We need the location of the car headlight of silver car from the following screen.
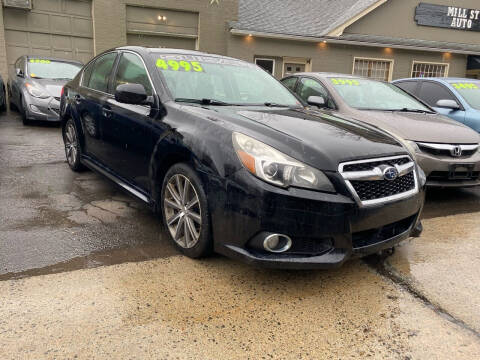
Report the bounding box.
[25,83,50,99]
[232,132,335,192]
[405,140,420,154]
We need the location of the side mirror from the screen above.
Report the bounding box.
[307,95,326,107]
[15,68,24,78]
[436,99,460,110]
[114,83,148,105]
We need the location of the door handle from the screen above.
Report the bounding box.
[102,106,112,118]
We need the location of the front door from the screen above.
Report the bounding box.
[103,52,156,192]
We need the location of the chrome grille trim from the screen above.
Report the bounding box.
[339,155,419,207]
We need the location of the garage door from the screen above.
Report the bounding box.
[126,6,198,50]
[3,0,93,67]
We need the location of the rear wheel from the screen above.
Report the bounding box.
[161,163,212,258]
[63,119,85,172]
[0,87,6,112]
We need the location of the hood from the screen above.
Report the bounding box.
[32,78,70,98]
[184,105,407,171]
[341,109,480,144]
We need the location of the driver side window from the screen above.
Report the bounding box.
[296,78,334,108]
[114,53,152,96]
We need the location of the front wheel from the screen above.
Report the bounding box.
[62,119,85,172]
[161,163,212,258]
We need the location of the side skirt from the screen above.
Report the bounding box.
[81,156,151,204]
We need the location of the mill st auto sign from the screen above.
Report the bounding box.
[415,3,480,31]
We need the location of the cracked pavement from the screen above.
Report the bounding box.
[0,112,479,359]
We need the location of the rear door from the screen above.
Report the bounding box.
[74,52,118,162]
[418,81,466,123]
[102,51,156,191]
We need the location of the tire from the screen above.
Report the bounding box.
[0,87,6,112]
[161,163,212,258]
[62,119,86,172]
[20,96,29,125]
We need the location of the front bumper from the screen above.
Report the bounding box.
[205,169,425,269]
[416,152,480,187]
[23,94,60,122]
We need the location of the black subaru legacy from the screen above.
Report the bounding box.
[60,47,425,269]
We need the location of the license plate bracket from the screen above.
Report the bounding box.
[448,163,475,180]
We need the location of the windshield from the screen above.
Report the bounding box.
[27,59,82,80]
[151,53,300,106]
[329,77,431,112]
[449,81,480,110]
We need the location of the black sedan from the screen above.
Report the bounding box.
[60,47,425,269]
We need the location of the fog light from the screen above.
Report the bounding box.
[30,104,41,113]
[263,234,292,253]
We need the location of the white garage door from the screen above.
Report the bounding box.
[126,6,198,50]
[3,0,93,67]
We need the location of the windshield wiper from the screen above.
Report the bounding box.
[175,98,233,106]
[387,108,435,114]
[52,77,73,81]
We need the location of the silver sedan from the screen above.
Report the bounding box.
[8,56,83,125]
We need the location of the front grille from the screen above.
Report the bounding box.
[343,157,410,172]
[418,146,476,158]
[339,155,418,206]
[286,237,333,256]
[350,172,415,201]
[352,215,416,249]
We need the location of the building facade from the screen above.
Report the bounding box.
[1,0,479,82]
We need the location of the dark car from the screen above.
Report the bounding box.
[60,47,425,269]
[8,55,83,125]
[394,77,480,133]
[281,73,480,188]
[0,74,6,112]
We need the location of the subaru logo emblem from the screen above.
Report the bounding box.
[383,166,399,181]
[451,146,462,157]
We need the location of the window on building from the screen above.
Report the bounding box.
[418,81,457,107]
[114,52,152,96]
[353,58,393,81]
[255,58,275,75]
[411,62,449,78]
[283,62,306,76]
[88,52,117,93]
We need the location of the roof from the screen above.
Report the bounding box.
[394,77,480,83]
[24,55,83,64]
[232,0,384,37]
[231,0,480,55]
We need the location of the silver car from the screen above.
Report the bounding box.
[8,56,83,125]
[281,73,480,188]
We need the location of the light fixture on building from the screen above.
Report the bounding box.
[248,34,253,37]
[158,15,167,21]
[323,40,327,43]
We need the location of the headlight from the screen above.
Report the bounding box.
[232,132,335,192]
[25,83,50,99]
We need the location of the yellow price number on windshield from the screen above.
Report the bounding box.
[331,78,360,86]
[452,83,479,90]
[156,59,204,72]
[29,59,51,64]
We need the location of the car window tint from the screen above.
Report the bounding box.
[281,77,297,91]
[114,53,152,96]
[418,82,456,107]
[395,81,418,96]
[297,78,334,107]
[88,52,117,93]
[82,61,95,87]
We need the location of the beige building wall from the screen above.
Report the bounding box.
[345,0,480,45]
[92,0,238,56]
[227,35,467,80]
[0,5,8,84]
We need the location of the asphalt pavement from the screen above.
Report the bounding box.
[1,111,479,359]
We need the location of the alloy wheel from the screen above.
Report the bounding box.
[163,174,202,249]
[64,122,78,166]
